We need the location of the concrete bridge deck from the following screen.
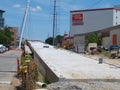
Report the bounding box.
[28,41,120,82]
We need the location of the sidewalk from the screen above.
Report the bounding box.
[0,50,21,90]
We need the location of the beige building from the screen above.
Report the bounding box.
[101,25,120,48]
[9,27,18,46]
[70,7,120,52]
[73,25,120,52]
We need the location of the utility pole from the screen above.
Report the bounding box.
[52,0,56,46]
[18,0,30,49]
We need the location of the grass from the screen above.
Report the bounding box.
[99,50,110,58]
[35,71,47,89]
[20,54,48,89]
[21,54,32,66]
[37,71,46,82]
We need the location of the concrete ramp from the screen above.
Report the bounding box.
[28,41,120,82]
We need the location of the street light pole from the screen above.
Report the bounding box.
[18,0,30,49]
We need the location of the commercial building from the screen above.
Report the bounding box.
[0,9,5,28]
[70,6,120,52]
[100,25,120,48]
[70,7,120,36]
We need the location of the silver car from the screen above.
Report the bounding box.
[0,47,4,53]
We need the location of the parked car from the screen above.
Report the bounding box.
[0,47,4,53]
[87,43,98,54]
[3,46,8,51]
[0,45,8,53]
[109,45,120,59]
[109,45,120,50]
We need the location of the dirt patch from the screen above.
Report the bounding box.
[9,75,22,90]
[47,80,120,90]
[82,54,120,66]
[47,54,120,90]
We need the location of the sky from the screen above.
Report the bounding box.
[0,0,120,41]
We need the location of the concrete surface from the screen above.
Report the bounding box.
[29,41,120,81]
[0,50,21,90]
[25,44,32,54]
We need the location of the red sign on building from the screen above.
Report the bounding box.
[72,14,83,25]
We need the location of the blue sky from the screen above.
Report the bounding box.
[0,0,120,41]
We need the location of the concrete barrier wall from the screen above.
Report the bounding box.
[27,41,59,83]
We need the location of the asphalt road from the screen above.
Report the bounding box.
[0,50,21,90]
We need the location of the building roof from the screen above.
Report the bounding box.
[0,9,5,13]
[71,7,120,13]
[97,25,120,32]
[74,25,120,36]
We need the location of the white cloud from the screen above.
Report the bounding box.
[13,4,21,8]
[30,6,42,12]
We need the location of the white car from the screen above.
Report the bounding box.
[0,45,8,53]
[2,46,8,51]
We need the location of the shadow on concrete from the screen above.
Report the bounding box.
[15,86,22,90]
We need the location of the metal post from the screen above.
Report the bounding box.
[18,0,30,49]
[99,58,103,64]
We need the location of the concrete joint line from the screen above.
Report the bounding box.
[0,81,11,84]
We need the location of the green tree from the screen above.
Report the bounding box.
[86,33,102,46]
[0,30,5,44]
[55,35,63,46]
[45,35,63,46]
[45,37,53,45]
[0,27,13,45]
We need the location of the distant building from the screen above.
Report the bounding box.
[70,7,120,36]
[70,6,120,52]
[9,27,18,46]
[0,9,5,28]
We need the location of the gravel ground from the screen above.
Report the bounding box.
[47,54,120,90]
[47,80,120,90]
[9,77,21,90]
[82,54,120,66]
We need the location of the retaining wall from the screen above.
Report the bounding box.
[27,41,59,83]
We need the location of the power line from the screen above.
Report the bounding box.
[89,0,104,8]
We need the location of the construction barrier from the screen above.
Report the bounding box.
[17,57,20,76]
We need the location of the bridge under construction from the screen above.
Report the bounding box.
[27,40,120,83]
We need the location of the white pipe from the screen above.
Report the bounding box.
[36,82,47,88]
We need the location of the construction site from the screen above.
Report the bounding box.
[1,0,120,90]
[20,40,120,90]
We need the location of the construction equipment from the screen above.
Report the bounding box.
[87,43,98,54]
[63,40,70,49]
